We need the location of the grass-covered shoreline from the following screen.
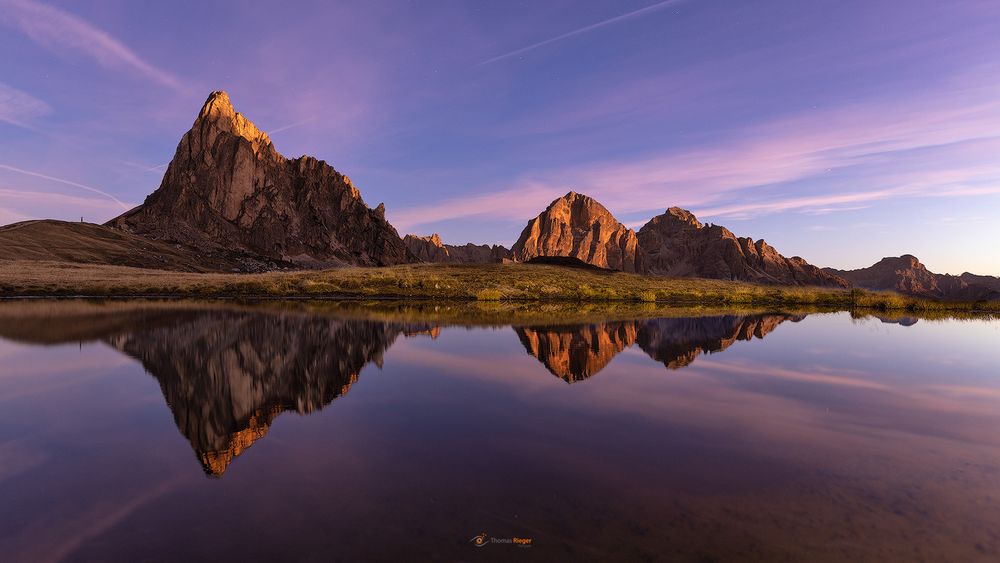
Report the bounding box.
[2,260,998,313]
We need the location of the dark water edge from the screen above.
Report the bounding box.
[1,299,998,562]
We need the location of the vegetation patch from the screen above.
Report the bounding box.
[1,260,997,313]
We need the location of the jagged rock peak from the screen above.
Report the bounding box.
[403,233,511,264]
[413,233,443,246]
[638,207,847,287]
[196,90,273,154]
[663,206,703,228]
[105,90,412,269]
[511,191,643,272]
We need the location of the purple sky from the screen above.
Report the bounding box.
[1,0,999,274]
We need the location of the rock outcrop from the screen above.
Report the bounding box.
[511,192,643,272]
[403,233,510,264]
[637,207,848,287]
[107,91,412,270]
[825,255,1000,300]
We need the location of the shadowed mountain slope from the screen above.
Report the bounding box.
[403,233,511,264]
[638,207,848,287]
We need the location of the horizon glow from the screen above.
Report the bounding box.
[1,0,999,275]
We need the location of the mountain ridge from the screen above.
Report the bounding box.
[825,255,1000,300]
[403,233,511,264]
[0,90,993,295]
[106,90,413,270]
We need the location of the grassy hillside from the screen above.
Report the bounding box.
[0,220,240,272]
[2,260,997,312]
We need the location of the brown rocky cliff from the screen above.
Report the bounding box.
[638,207,848,287]
[511,191,643,272]
[107,91,412,270]
[404,233,511,264]
[404,234,450,263]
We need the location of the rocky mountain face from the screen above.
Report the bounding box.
[638,207,848,287]
[403,233,511,264]
[511,192,643,272]
[825,255,1000,300]
[959,272,1000,292]
[107,91,412,270]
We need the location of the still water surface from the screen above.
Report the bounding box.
[0,300,998,562]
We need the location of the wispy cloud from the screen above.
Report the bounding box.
[0,164,130,209]
[267,117,315,136]
[0,205,32,225]
[120,161,168,175]
[0,187,134,226]
[392,76,1000,230]
[0,0,183,91]
[388,181,561,233]
[478,0,689,65]
[0,81,51,129]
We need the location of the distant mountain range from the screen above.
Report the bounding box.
[825,256,1000,300]
[1,90,996,300]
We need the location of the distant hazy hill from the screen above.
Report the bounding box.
[825,255,1000,300]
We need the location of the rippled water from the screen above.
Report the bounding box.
[1,300,998,562]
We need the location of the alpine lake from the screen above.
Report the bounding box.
[1,299,998,562]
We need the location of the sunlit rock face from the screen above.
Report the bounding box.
[826,255,1000,300]
[636,314,803,369]
[511,192,643,272]
[107,91,412,270]
[638,207,848,287]
[403,233,511,264]
[515,322,639,382]
[106,310,418,476]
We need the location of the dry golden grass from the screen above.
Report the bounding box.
[1,260,997,313]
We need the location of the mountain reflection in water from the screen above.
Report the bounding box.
[517,314,804,382]
[5,301,1000,562]
[0,303,799,476]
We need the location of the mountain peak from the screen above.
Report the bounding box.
[198,90,235,119]
[664,206,703,228]
[106,90,411,269]
[512,192,642,272]
[638,207,847,287]
[876,254,925,270]
[195,90,272,153]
